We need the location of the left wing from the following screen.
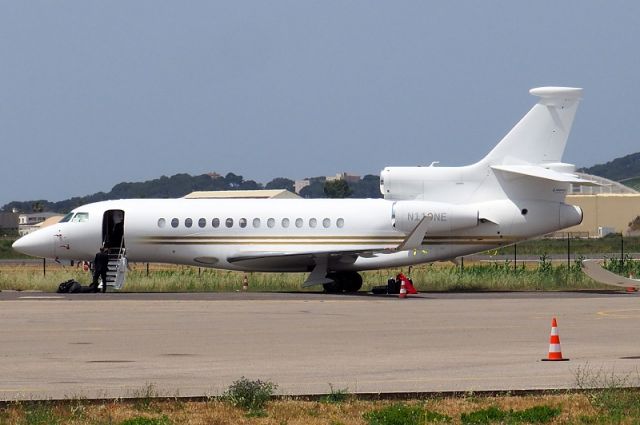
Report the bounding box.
[228,216,432,286]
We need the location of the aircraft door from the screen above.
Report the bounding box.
[103,210,125,249]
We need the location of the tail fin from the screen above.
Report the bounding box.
[481,87,583,166]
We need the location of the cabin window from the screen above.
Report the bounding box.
[239,218,247,228]
[225,218,233,228]
[309,218,317,228]
[212,218,220,228]
[171,218,179,228]
[71,212,89,223]
[322,218,331,228]
[185,218,193,228]
[60,213,74,223]
[281,218,290,228]
[198,218,206,228]
[337,218,345,228]
[157,218,166,228]
[253,218,261,228]
[295,218,303,228]
[267,218,275,228]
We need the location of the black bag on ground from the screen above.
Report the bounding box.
[371,285,388,294]
[387,277,400,294]
[57,279,81,293]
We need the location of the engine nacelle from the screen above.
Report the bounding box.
[392,201,479,234]
[380,166,472,201]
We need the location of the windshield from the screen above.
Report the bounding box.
[59,213,74,223]
[71,212,89,222]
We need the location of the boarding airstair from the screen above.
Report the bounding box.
[104,243,127,290]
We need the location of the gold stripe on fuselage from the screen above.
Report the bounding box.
[136,235,517,246]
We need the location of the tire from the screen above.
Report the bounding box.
[342,272,363,293]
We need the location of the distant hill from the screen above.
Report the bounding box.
[2,172,382,214]
[579,152,640,182]
[622,176,640,192]
[6,150,640,214]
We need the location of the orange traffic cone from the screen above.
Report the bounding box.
[399,280,407,299]
[542,317,569,361]
[242,275,249,291]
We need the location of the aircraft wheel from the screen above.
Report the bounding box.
[323,278,342,293]
[323,272,362,293]
[342,272,363,293]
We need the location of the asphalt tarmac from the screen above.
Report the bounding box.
[1,290,639,400]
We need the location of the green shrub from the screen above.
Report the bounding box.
[223,377,277,413]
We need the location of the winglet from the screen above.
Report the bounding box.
[396,216,430,251]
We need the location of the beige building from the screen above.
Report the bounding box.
[565,194,640,237]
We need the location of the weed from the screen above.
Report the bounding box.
[222,376,277,415]
[128,383,160,411]
[320,383,351,404]
[364,403,451,425]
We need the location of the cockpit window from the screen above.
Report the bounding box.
[71,212,89,222]
[59,213,75,223]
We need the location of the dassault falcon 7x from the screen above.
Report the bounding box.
[13,87,593,292]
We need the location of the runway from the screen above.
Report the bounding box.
[1,290,640,400]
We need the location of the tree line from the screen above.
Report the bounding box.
[3,173,382,214]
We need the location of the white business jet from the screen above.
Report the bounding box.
[13,87,592,292]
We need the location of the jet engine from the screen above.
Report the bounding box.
[392,201,479,234]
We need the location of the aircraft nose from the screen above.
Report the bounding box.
[12,231,53,258]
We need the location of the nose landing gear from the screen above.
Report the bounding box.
[322,271,363,293]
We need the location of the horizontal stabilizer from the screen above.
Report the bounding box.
[491,165,600,186]
[582,260,640,288]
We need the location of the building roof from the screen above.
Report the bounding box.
[36,215,64,228]
[183,189,300,199]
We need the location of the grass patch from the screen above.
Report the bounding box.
[460,405,560,424]
[364,403,451,424]
[22,402,61,425]
[0,259,614,293]
[119,415,172,425]
[0,393,625,424]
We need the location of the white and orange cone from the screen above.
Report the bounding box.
[399,280,407,299]
[542,317,569,361]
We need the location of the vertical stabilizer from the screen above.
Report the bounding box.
[481,87,582,166]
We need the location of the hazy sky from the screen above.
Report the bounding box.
[1,2,639,206]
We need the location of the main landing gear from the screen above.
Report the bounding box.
[322,271,363,293]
